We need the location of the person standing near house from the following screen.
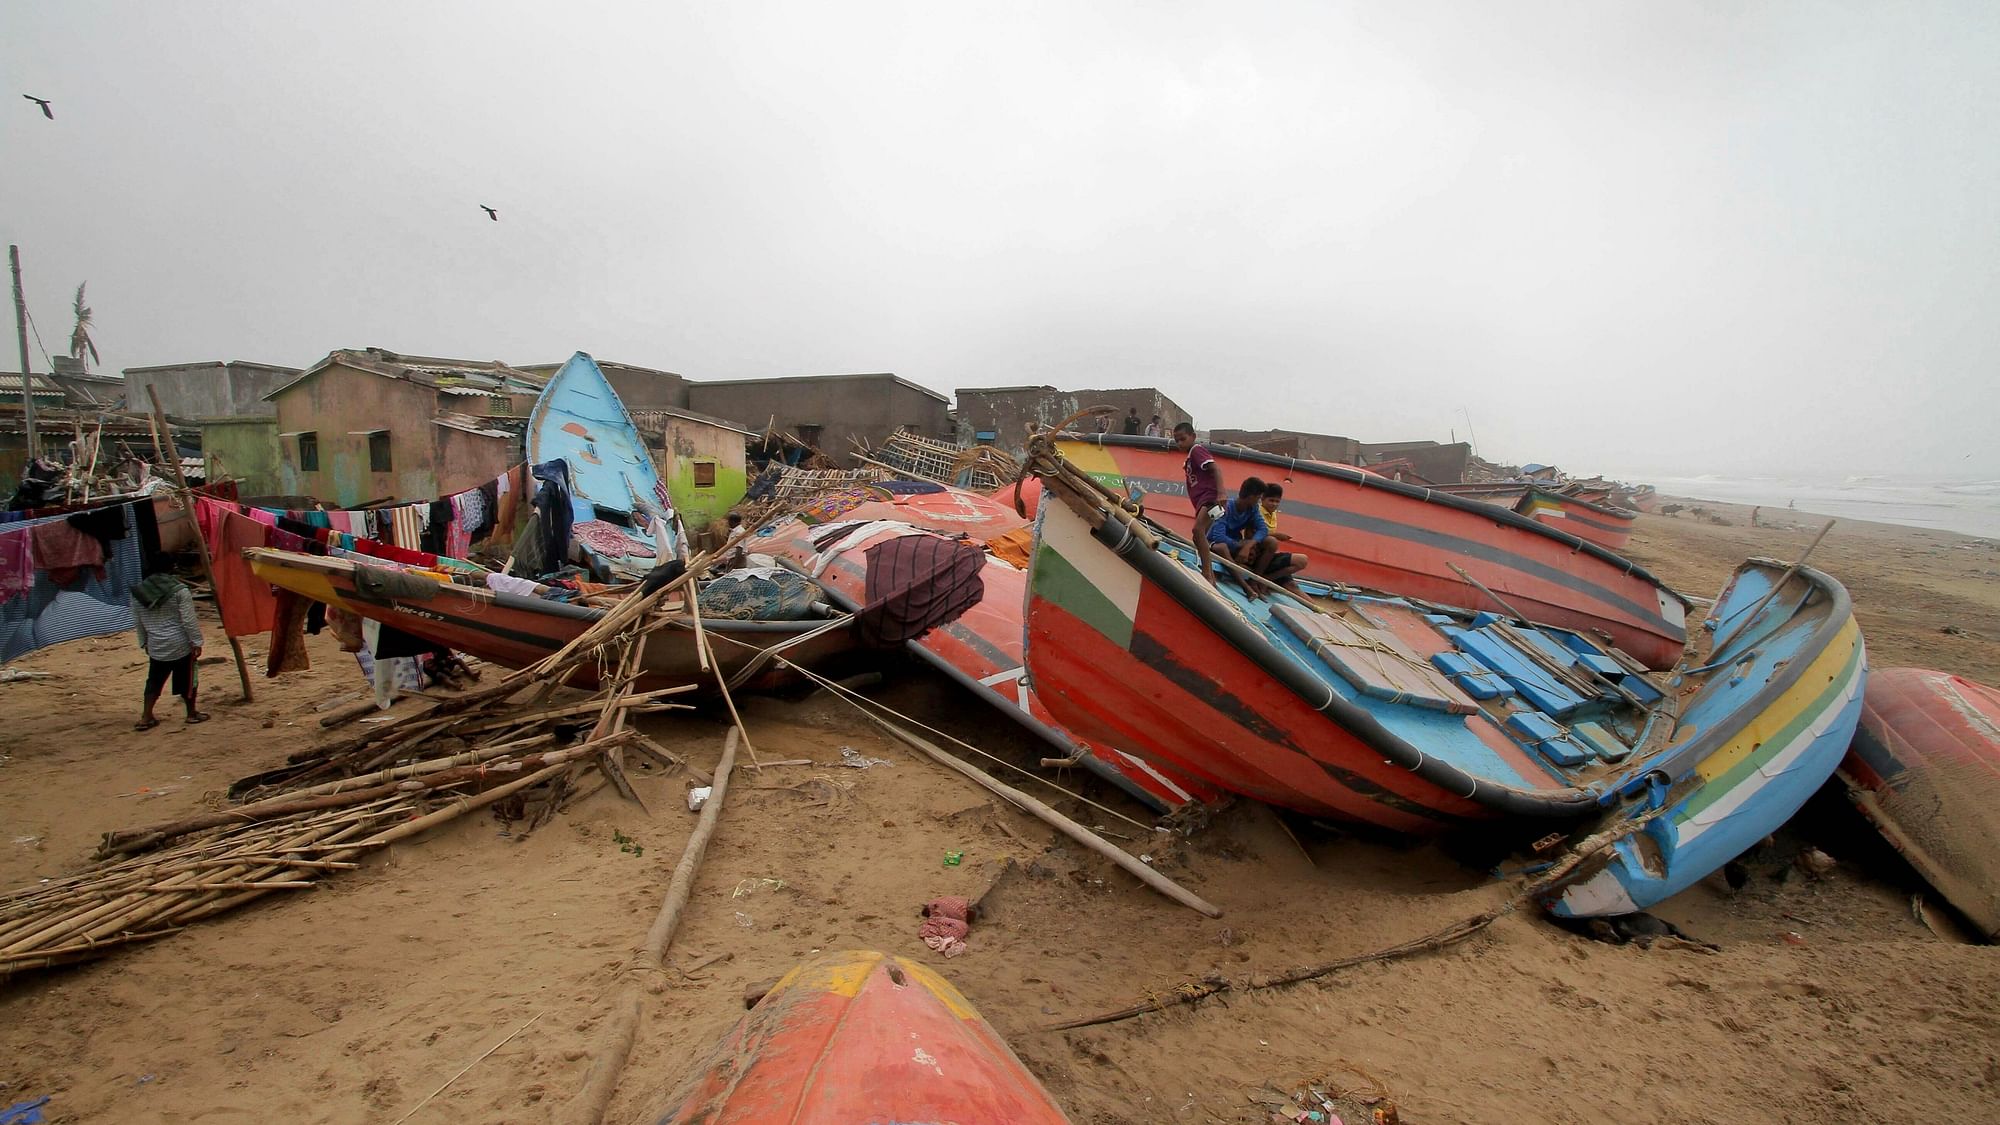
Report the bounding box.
[1144,415,1162,438]
[1175,421,1224,587]
[130,570,207,730]
[1121,407,1143,435]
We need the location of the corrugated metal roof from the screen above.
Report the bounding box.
[432,412,516,438]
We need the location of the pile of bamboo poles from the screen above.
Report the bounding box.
[1,530,780,980]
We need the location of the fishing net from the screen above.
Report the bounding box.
[698,568,822,621]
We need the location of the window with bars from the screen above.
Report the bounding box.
[297,431,319,472]
[369,431,392,472]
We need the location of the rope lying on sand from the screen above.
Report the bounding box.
[1042,803,1674,1031]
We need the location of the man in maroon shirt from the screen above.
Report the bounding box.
[1174,421,1224,586]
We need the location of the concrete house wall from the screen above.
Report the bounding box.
[125,361,300,419]
[521,360,691,410]
[954,386,1190,456]
[686,374,948,466]
[271,363,518,505]
[1359,440,1471,484]
[1211,428,1363,466]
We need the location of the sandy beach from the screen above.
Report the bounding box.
[2,504,1997,1124]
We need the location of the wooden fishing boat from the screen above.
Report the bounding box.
[526,352,676,579]
[656,949,1071,1124]
[1052,434,1688,669]
[1021,444,1867,916]
[1516,487,1639,551]
[758,486,1217,813]
[1839,667,2000,939]
[246,549,855,693]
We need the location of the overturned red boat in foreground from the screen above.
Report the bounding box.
[1840,667,2000,940]
[656,950,1071,1124]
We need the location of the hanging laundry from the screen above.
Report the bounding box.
[530,460,574,570]
[65,505,130,556]
[29,519,107,586]
[421,499,452,555]
[265,588,312,677]
[391,505,423,550]
[0,504,144,662]
[0,528,32,604]
[195,499,278,638]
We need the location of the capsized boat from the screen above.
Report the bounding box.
[526,352,676,579]
[757,482,1217,813]
[1839,667,2000,939]
[656,950,1070,1124]
[1515,487,1639,551]
[1021,444,1867,916]
[246,549,854,694]
[1050,433,1689,669]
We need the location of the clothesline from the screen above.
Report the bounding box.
[0,499,155,663]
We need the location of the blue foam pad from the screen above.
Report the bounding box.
[1536,737,1591,767]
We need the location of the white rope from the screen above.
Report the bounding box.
[702,629,1157,831]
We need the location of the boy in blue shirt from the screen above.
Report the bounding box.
[1206,477,1270,597]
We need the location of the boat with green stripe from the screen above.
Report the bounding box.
[1021,438,1867,916]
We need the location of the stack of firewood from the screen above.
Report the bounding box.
[0,539,748,980]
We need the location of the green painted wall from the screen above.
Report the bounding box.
[650,416,748,530]
[200,418,282,497]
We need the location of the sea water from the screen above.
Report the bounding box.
[1634,474,2000,540]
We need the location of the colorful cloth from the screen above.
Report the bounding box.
[0,529,30,604]
[573,520,654,560]
[1,504,143,662]
[798,486,883,525]
[855,533,985,647]
[29,519,106,586]
[195,499,278,638]
[919,895,972,958]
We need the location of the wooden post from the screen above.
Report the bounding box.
[9,246,39,461]
[145,386,254,702]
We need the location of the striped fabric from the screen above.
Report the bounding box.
[0,504,143,662]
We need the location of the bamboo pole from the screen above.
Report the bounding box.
[559,729,739,1125]
[146,386,253,702]
[1710,520,1836,650]
[868,715,1220,917]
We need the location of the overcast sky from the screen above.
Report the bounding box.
[4,2,1994,481]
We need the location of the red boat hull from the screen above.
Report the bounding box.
[656,950,1071,1124]
[1515,489,1638,551]
[1840,667,2000,938]
[760,493,1216,811]
[1055,436,1685,668]
[247,550,853,694]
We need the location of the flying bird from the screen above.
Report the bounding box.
[480,205,498,221]
[23,95,53,119]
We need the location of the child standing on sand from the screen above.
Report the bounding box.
[130,571,208,730]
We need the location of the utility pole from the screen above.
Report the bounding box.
[1457,406,1480,459]
[10,245,39,461]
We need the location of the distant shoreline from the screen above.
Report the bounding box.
[1647,483,2000,540]
[1655,493,1988,543]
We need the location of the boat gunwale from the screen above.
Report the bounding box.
[1035,471,1856,820]
[1056,431,1686,607]
[245,547,830,636]
[1521,485,1640,522]
[781,548,1177,815]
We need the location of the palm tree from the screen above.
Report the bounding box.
[69,282,98,368]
